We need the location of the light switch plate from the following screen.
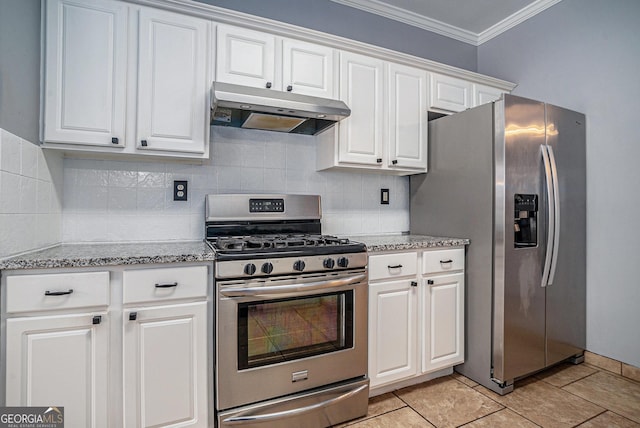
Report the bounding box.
[381,188,389,205]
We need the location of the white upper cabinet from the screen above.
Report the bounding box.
[317,54,428,175]
[216,24,336,98]
[474,83,504,106]
[136,8,210,154]
[42,0,211,159]
[429,72,473,113]
[282,39,335,98]
[43,0,128,147]
[388,63,428,170]
[337,51,384,166]
[216,25,276,89]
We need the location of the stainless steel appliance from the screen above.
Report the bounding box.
[210,82,351,135]
[205,194,369,427]
[410,95,586,395]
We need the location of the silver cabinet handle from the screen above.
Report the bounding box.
[222,382,368,425]
[220,274,366,298]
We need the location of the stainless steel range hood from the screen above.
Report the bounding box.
[210,82,350,135]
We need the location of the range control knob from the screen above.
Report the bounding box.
[261,262,274,274]
[323,258,335,269]
[293,260,306,272]
[337,257,349,268]
[244,263,257,275]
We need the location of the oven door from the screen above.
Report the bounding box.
[216,269,368,411]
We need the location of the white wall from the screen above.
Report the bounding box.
[478,0,640,367]
[0,129,63,257]
[62,127,409,242]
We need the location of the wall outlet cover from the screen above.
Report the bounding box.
[173,180,188,201]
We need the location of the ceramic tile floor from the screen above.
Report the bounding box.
[339,363,640,427]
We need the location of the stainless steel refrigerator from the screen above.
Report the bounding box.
[410,94,586,395]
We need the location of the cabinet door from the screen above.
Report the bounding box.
[388,63,428,170]
[429,73,472,113]
[474,84,504,107]
[421,273,464,373]
[136,8,209,154]
[43,0,127,147]
[5,313,109,428]
[338,51,384,166]
[369,279,417,388]
[123,302,208,428]
[216,25,276,90]
[282,39,335,98]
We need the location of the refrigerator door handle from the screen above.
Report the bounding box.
[547,145,561,285]
[540,145,555,288]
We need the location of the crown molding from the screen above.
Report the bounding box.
[330,0,562,46]
[330,0,478,45]
[478,0,563,44]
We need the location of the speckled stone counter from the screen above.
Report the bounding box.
[0,241,215,270]
[347,234,470,253]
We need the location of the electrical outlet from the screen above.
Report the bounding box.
[381,188,389,205]
[173,180,188,201]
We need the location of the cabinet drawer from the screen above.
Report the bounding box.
[123,265,208,304]
[6,272,110,314]
[422,248,464,274]
[369,252,417,281]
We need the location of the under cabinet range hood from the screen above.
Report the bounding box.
[210,82,350,135]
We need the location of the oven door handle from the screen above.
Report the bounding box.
[221,382,368,425]
[219,274,366,298]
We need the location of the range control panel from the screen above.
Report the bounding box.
[215,252,368,279]
[249,198,285,213]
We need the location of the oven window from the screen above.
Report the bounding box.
[237,291,354,369]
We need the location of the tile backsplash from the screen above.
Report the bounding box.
[63,127,410,242]
[0,129,63,257]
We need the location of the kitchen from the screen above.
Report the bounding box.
[0,0,639,427]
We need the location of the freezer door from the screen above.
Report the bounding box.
[544,105,586,365]
[493,95,548,383]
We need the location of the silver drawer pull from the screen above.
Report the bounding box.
[155,282,178,288]
[44,289,74,296]
[440,259,453,264]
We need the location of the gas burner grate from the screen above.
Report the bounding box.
[212,234,352,252]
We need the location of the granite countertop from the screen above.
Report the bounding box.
[347,234,470,252]
[0,241,215,270]
[0,235,469,270]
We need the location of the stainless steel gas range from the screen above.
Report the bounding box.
[205,194,369,428]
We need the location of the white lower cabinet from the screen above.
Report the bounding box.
[2,263,210,428]
[369,279,417,386]
[5,312,110,427]
[123,302,207,428]
[368,248,465,393]
[3,271,110,427]
[421,273,464,372]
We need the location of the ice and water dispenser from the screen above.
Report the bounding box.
[514,194,538,247]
